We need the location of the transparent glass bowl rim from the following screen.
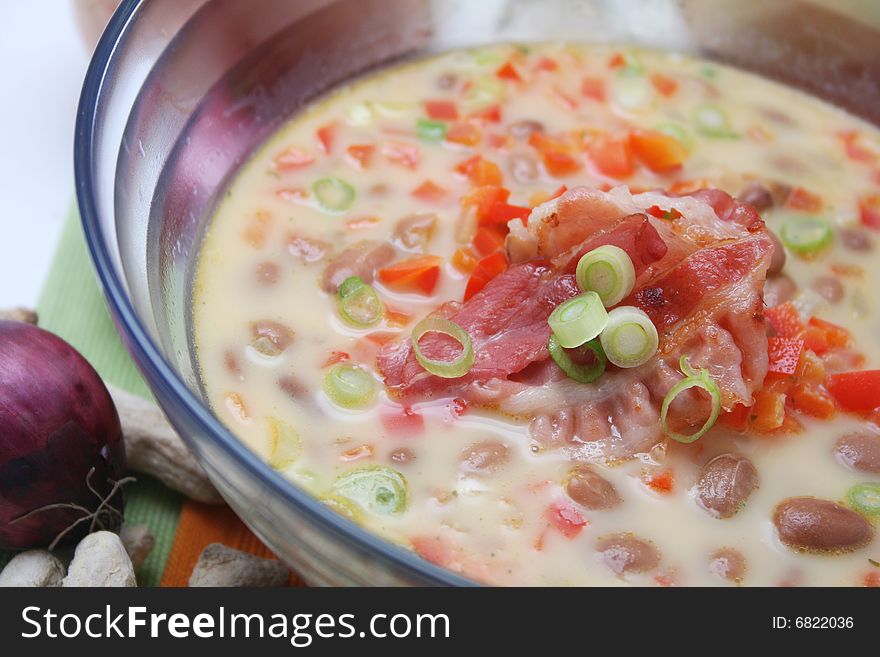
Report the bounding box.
[74,0,472,587]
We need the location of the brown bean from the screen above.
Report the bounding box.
[766,230,786,276]
[320,240,394,292]
[773,497,874,553]
[695,453,759,519]
[390,447,416,465]
[459,439,510,475]
[393,213,437,251]
[839,227,873,252]
[737,183,774,213]
[436,72,458,90]
[763,275,797,309]
[708,548,746,583]
[508,152,539,183]
[810,275,844,304]
[287,234,330,263]
[250,320,294,357]
[596,533,660,575]
[834,433,880,474]
[565,466,621,510]
[507,120,544,140]
[255,261,280,286]
[277,375,308,401]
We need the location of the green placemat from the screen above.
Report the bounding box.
[0,209,184,585]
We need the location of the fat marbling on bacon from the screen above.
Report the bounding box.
[377,186,773,463]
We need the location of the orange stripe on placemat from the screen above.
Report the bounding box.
[160,500,304,586]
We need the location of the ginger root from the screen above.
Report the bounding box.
[119,524,155,569]
[0,307,38,325]
[62,531,136,587]
[189,543,289,587]
[0,550,65,587]
[107,384,222,504]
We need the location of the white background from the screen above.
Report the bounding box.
[0,2,90,308]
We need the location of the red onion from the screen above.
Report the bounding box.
[0,320,126,549]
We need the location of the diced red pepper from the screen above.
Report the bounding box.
[345,216,381,230]
[378,255,443,295]
[380,405,425,436]
[548,184,568,201]
[411,180,449,204]
[630,130,688,172]
[462,185,511,222]
[445,121,482,146]
[424,99,459,121]
[384,306,412,328]
[316,123,336,154]
[644,469,674,494]
[786,186,823,212]
[542,150,582,177]
[544,499,587,539]
[496,61,523,82]
[464,251,508,300]
[485,201,531,225]
[607,52,626,69]
[471,225,507,257]
[455,155,503,186]
[803,317,850,355]
[468,103,502,123]
[535,56,558,72]
[588,133,635,178]
[274,147,315,171]
[837,131,877,164]
[322,351,350,367]
[766,337,804,377]
[750,380,788,433]
[788,383,837,419]
[382,140,421,169]
[580,77,606,102]
[346,144,374,169]
[827,370,880,413]
[447,397,468,418]
[451,246,479,273]
[764,302,804,339]
[720,403,750,432]
[859,194,880,230]
[650,73,679,97]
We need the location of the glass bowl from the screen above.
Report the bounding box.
[75,0,880,585]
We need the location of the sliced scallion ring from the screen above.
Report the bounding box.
[576,245,636,307]
[411,317,474,378]
[694,104,738,138]
[416,118,447,141]
[660,357,722,444]
[323,364,375,409]
[780,215,833,255]
[313,177,355,213]
[846,482,880,518]
[599,306,658,368]
[331,465,408,515]
[320,494,364,523]
[337,275,383,327]
[548,335,606,383]
[547,292,608,349]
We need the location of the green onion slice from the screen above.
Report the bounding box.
[331,465,408,515]
[599,306,658,368]
[411,317,474,378]
[320,494,364,523]
[694,104,738,138]
[548,292,608,349]
[611,74,652,111]
[661,356,722,444]
[780,215,833,255]
[576,245,636,307]
[548,335,607,383]
[846,482,880,518]
[313,177,355,213]
[266,416,302,470]
[416,118,447,141]
[337,276,383,327]
[323,364,375,409]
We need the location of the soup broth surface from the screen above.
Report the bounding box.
[193,44,880,586]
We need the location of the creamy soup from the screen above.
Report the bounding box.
[193,44,880,586]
